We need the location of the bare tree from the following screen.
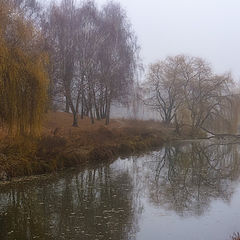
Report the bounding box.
[143,56,184,124]
[179,55,233,134]
[75,1,104,123]
[143,55,234,135]
[43,0,81,126]
[97,2,139,124]
[43,0,139,126]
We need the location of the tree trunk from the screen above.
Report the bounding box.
[81,104,84,119]
[105,100,111,125]
[73,90,81,127]
[65,96,70,113]
[72,111,78,127]
[90,110,94,124]
[95,106,100,120]
[65,90,79,127]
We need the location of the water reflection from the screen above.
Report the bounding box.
[147,141,240,216]
[0,140,240,240]
[0,166,140,240]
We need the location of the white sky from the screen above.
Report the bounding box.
[96,0,240,80]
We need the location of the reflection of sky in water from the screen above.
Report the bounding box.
[0,140,240,240]
[136,186,240,240]
[113,141,240,240]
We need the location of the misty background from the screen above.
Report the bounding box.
[39,0,240,120]
[95,0,240,80]
[99,0,240,119]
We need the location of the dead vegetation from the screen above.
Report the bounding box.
[0,112,178,180]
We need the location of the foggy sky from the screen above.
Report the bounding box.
[47,0,240,80]
[97,0,240,80]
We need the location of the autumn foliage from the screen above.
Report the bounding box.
[0,1,48,135]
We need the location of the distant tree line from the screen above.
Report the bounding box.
[142,55,239,135]
[0,0,238,136]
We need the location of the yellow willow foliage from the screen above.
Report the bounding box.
[0,2,49,136]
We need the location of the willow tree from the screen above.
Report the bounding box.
[144,55,235,135]
[0,1,48,135]
[143,56,185,124]
[43,0,139,126]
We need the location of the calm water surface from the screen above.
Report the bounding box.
[1,140,240,240]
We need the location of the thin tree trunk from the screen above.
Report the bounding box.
[72,90,81,127]
[81,104,84,119]
[72,111,78,127]
[90,107,94,124]
[105,99,111,125]
[65,96,70,113]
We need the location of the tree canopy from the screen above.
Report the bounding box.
[0,1,48,135]
[143,55,235,135]
[43,0,139,126]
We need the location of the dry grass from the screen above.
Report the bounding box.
[0,112,178,179]
[43,111,127,134]
[42,112,176,141]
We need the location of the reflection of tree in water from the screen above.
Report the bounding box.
[1,141,240,239]
[147,141,240,217]
[0,165,140,240]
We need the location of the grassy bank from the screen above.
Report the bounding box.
[0,112,179,180]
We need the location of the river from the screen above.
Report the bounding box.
[0,140,240,240]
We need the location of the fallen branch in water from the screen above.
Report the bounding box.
[200,127,240,139]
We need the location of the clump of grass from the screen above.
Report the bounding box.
[37,135,67,159]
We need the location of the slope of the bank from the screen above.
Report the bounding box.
[0,112,178,180]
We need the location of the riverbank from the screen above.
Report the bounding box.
[0,112,182,180]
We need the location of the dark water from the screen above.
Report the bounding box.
[1,140,240,240]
